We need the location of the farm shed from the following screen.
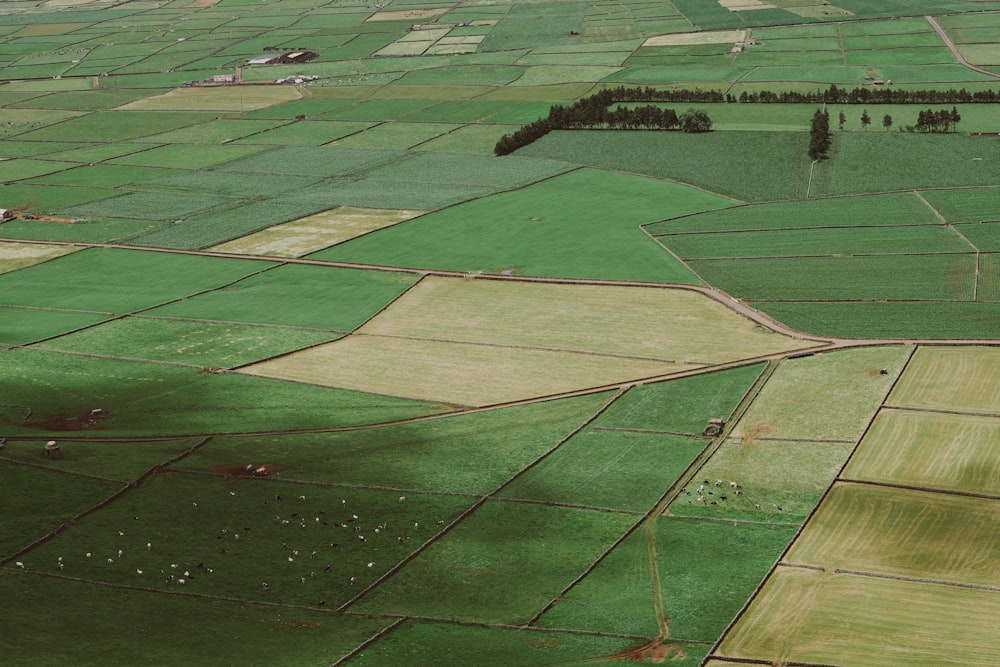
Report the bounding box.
[0,208,14,221]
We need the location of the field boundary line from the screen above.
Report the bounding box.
[0,436,212,566]
[710,654,846,667]
[837,477,1000,501]
[662,513,801,528]
[881,403,1000,419]
[21,345,208,370]
[329,617,406,667]
[336,390,624,614]
[134,313,350,334]
[0,455,125,484]
[702,347,914,662]
[591,426,700,438]
[491,495,645,516]
[343,610,656,642]
[832,567,1000,593]
[650,221,945,238]
[778,561,825,572]
[926,15,1000,80]
[806,158,817,198]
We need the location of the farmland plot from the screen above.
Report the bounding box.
[0,306,109,346]
[717,567,1000,667]
[887,345,1000,414]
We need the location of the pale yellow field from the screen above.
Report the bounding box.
[0,241,78,274]
[241,278,814,405]
[208,207,424,257]
[786,482,1000,586]
[643,29,746,47]
[844,408,1000,495]
[719,0,775,11]
[366,8,445,22]
[731,345,912,442]
[717,566,1000,667]
[887,346,1000,415]
[376,41,436,57]
[115,86,302,112]
[241,334,691,406]
[358,277,812,363]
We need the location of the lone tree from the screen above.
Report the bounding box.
[860,109,871,130]
[838,110,846,131]
[679,108,712,133]
[882,114,893,131]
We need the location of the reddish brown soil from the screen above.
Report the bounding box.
[209,463,286,482]
[28,409,109,431]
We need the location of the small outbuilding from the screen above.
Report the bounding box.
[0,208,14,221]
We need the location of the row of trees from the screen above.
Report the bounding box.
[808,109,831,160]
[574,84,1000,105]
[838,107,961,132]
[494,89,712,155]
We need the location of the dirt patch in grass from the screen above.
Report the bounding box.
[209,463,286,482]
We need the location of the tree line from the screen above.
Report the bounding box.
[556,84,1000,105]
[494,88,712,156]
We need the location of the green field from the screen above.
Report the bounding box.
[313,168,731,282]
[3,1,1000,663]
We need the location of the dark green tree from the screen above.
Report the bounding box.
[860,109,871,130]
[679,108,712,133]
[882,114,892,131]
[838,110,846,131]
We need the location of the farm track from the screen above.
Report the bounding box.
[926,15,1000,80]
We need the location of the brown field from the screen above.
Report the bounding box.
[731,346,912,442]
[717,566,1000,667]
[0,241,78,274]
[208,207,424,257]
[843,408,1000,495]
[240,334,691,406]
[786,482,1000,586]
[887,345,1000,415]
[366,8,446,22]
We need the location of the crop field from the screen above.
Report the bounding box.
[887,345,1000,413]
[843,409,1000,495]
[718,567,1000,667]
[313,168,732,282]
[3,0,1000,663]
[786,482,1000,584]
[207,206,425,257]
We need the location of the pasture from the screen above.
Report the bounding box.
[2,0,1000,664]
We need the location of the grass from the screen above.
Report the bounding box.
[786,482,1000,586]
[0,437,202,483]
[0,463,121,557]
[0,248,269,315]
[351,500,636,624]
[22,471,476,608]
[61,190,233,222]
[689,254,977,301]
[812,133,1000,196]
[535,516,798,641]
[500,429,706,511]
[732,346,911,442]
[887,345,1000,415]
[343,619,663,667]
[843,408,1000,495]
[177,393,611,494]
[351,152,574,191]
[312,168,730,282]
[718,567,1000,667]
[0,240,78,273]
[0,307,110,346]
[13,111,216,142]
[597,364,766,434]
[2,572,392,667]
[646,192,942,235]
[114,86,301,112]
[668,439,855,523]
[329,121,463,149]
[919,187,1000,223]
[37,317,342,368]
[755,300,1000,339]
[663,225,970,259]
[148,264,419,332]
[519,131,812,202]
[1,347,442,438]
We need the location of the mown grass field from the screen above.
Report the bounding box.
[2,0,999,664]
